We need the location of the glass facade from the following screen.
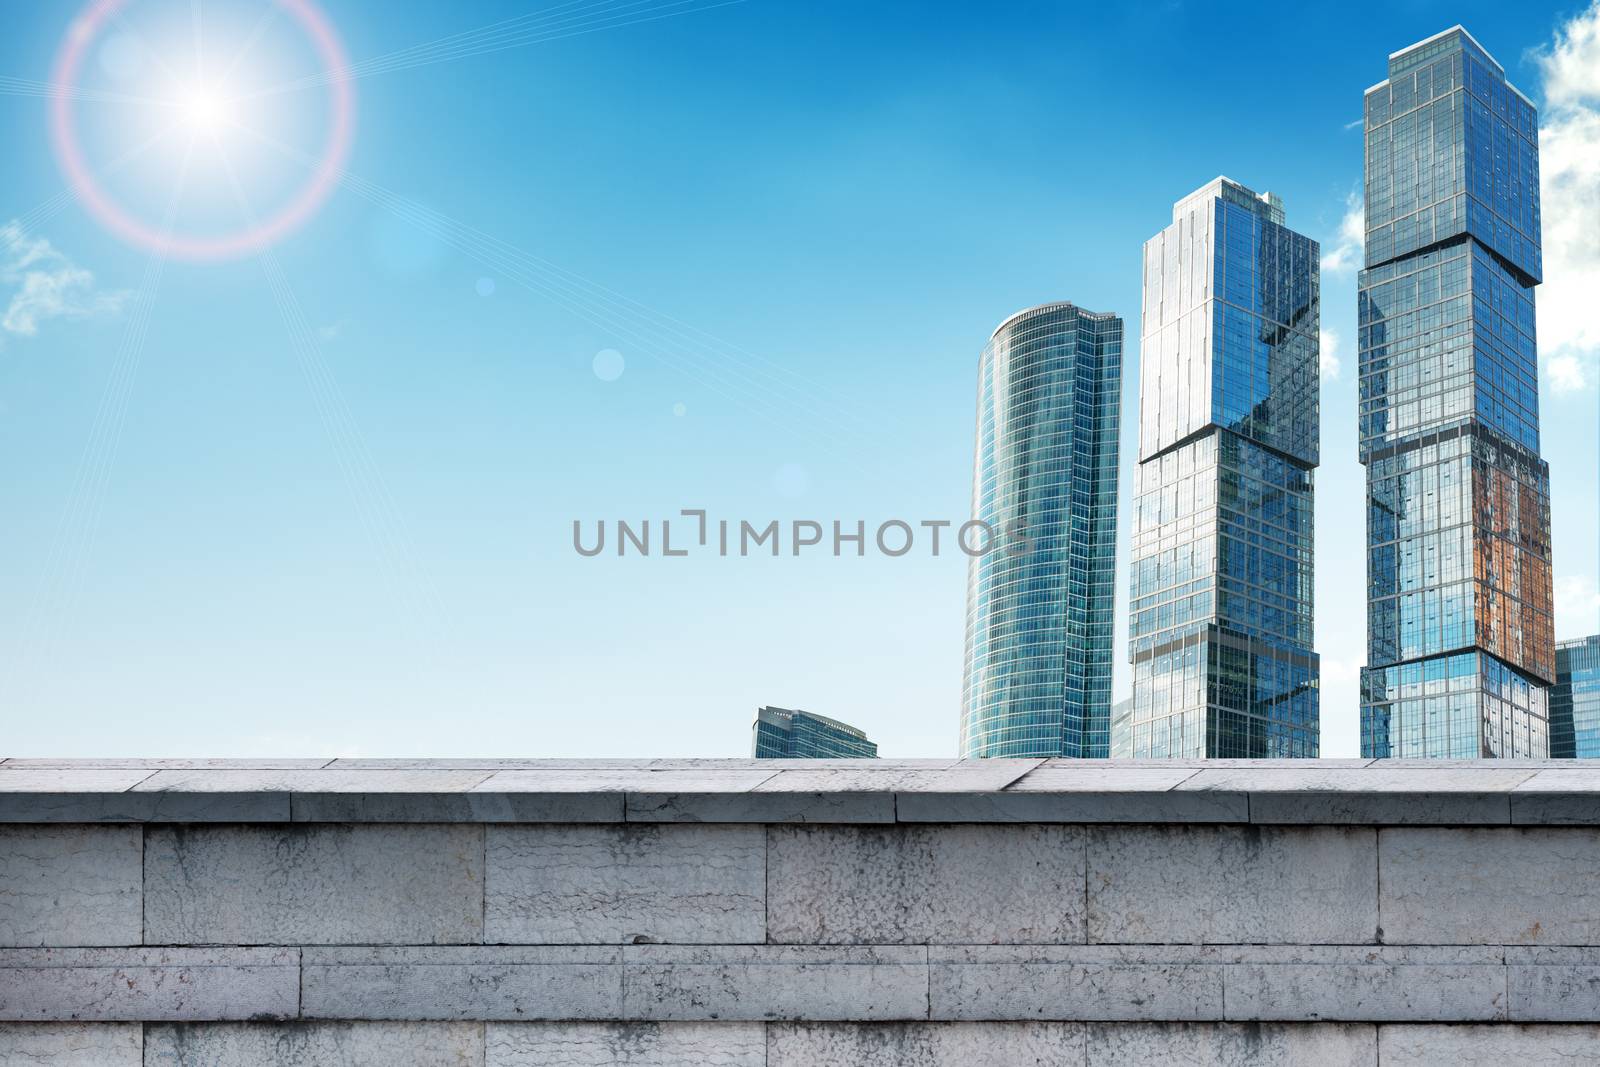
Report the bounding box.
[751,706,878,758]
[1551,637,1600,759]
[1359,27,1556,758]
[960,303,1122,757]
[1129,178,1321,758]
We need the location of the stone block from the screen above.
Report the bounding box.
[767,825,1085,944]
[1222,961,1506,1021]
[768,1022,1086,1065]
[486,825,764,944]
[1379,828,1600,944]
[302,947,621,1020]
[144,825,483,945]
[142,1022,484,1065]
[0,827,142,946]
[1086,1021,1378,1065]
[487,1022,764,1065]
[1379,1023,1600,1064]
[929,946,1220,1021]
[627,791,895,823]
[1088,826,1377,944]
[622,946,928,1021]
[0,1023,141,1065]
[0,948,297,1021]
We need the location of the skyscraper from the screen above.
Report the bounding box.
[1128,177,1321,758]
[752,706,878,758]
[960,303,1122,758]
[1358,27,1556,758]
[1550,636,1600,758]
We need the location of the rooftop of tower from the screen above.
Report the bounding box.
[1171,176,1285,226]
[1369,25,1533,108]
[988,302,1120,342]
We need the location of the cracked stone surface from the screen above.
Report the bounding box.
[486,825,764,944]
[0,1023,140,1065]
[0,828,141,947]
[142,1022,482,1065]
[487,1022,764,1065]
[767,825,1086,944]
[143,825,483,945]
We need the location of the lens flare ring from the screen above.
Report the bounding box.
[50,0,354,262]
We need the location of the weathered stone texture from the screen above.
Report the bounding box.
[0,949,297,1021]
[1379,1023,1600,1064]
[0,1023,141,1065]
[142,1022,483,1065]
[143,825,483,945]
[0,827,141,947]
[623,946,929,1021]
[1087,826,1377,944]
[302,947,622,1020]
[1380,828,1600,944]
[929,947,1219,1021]
[488,1022,764,1066]
[1086,1022,1378,1065]
[486,825,764,944]
[768,1022,1086,1065]
[767,825,1085,944]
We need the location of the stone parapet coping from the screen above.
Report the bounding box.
[1,758,1597,824]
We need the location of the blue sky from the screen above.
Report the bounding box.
[0,0,1596,757]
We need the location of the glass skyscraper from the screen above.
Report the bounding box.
[1550,637,1600,759]
[960,303,1122,758]
[1358,27,1556,758]
[1128,177,1321,758]
[752,706,878,758]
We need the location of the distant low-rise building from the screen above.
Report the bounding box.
[752,706,878,758]
[1551,636,1600,758]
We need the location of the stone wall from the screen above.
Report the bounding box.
[3,758,1600,1064]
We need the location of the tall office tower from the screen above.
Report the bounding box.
[752,706,878,758]
[1128,178,1321,758]
[1358,27,1555,758]
[960,303,1122,758]
[1109,697,1134,759]
[1550,637,1600,758]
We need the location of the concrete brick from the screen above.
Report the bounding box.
[0,948,298,1021]
[294,791,623,822]
[1088,826,1377,944]
[0,1023,141,1065]
[754,761,1039,793]
[142,1022,484,1065]
[767,825,1085,944]
[0,769,156,791]
[929,947,1219,1021]
[0,792,288,823]
[768,1022,1086,1065]
[0,827,142,946]
[302,947,622,1020]
[144,825,483,945]
[488,1022,764,1066]
[900,765,1244,823]
[1086,1022,1378,1065]
[1506,951,1600,1021]
[622,946,928,1021]
[1182,767,1531,825]
[1380,828,1600,944]
[627,791,895,824]
[1222,961,1506,1021]
[486,825,764,944]
[1379,1023,1600,1064]
[130,769,494,792]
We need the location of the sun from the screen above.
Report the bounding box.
[177,86,234,135]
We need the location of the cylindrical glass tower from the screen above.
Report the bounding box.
[960,302,1123,757]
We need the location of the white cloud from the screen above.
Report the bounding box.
[0,221,125,341]
[1556,574,1600,641]
[1535,1,1600,393]
[1320,191,1364,274]
[1319,327,1342,380]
